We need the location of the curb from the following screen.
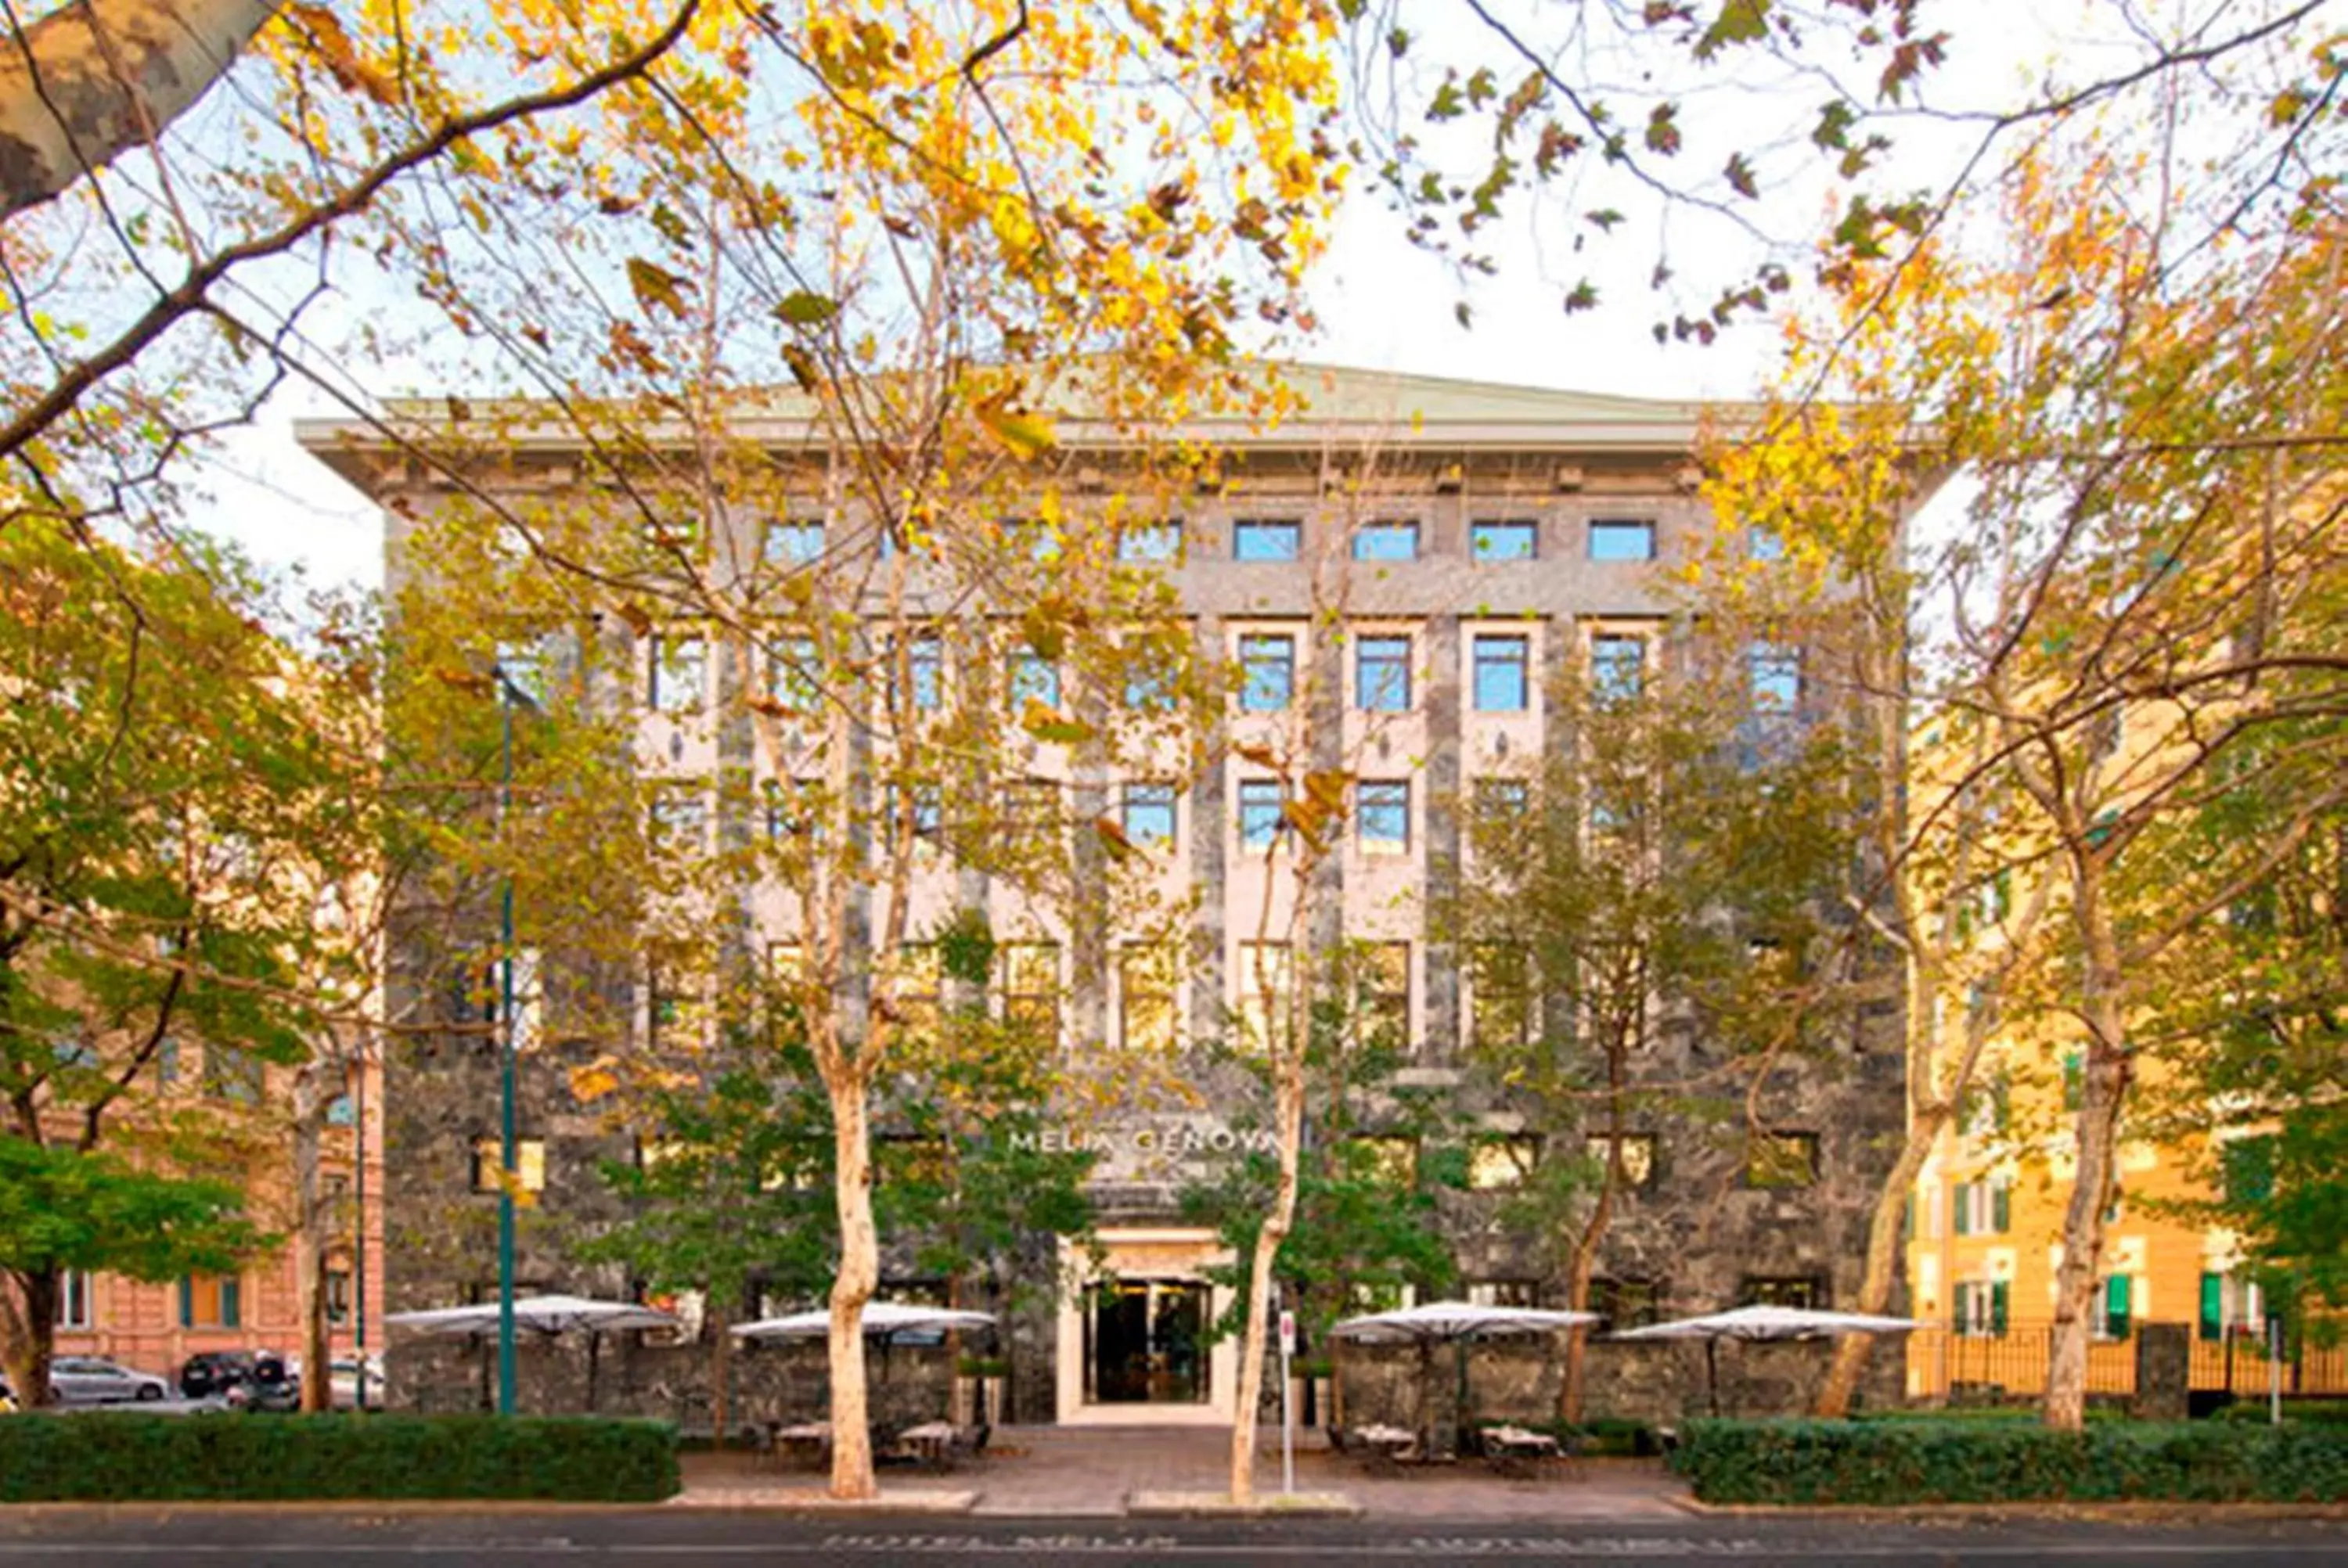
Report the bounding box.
[667,1490,980,1515]
[1674,1496,2348,1522]
[1125,1491,1364,1519]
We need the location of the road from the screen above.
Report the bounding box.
[0,1512,2343,1565]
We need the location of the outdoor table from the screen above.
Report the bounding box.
[1481,1424,1562,1477]
[894,1419,957,1469]
[1351,1422,1420,1467]
[770,1420,831,1469]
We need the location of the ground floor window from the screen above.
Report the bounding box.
[1954,1278,2008,1337]
[1083,1280,1208,1405]
[55,1270,93,1330]
[1740,1275,1824,1310]
[1590,1277,1661,1329]
[180,1273,241,1329]
[326,1268,353,1325]
[1466,1279,1543,1308]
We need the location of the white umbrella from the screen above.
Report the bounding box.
[1608,1304,1930,1416]
[384,1294,679,1412]
[1331,1301,1601,1455]
[731,1301,998,1342]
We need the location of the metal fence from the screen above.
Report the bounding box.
[1906,1322,2348,1404]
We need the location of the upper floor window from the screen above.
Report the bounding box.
[1740,1275,1824,1309]
[1471,520,1538,562]
[1352,520,1419,562]
[1238,634,1295,712]
[1745,1131,1820,1189]
[1355,635,1412,712]
[1118,944,1179,1053]
[902,634,945,711]
[1007,650,1061,711]
[1354,942,1410,1047]
[1587,1132,1658,1190]
[649,633,705,714]
[56,1269,92,1329]
[1590,635,1646,702]
[1232,518,1302,563]
[1748,523,1785,562]
[1237,779,1287,849]
[471,1138,547,1195]
[1952,1180,2011,1236]
[178,1273,241,1329]
[768,635,821,714]
[764,520,826,566]
[1357,780,1410,854]
[998,941,1061,1038]
[1588,520,1656,562]
[1748,643,1801,713]
[1472,777,1530,824]
[1122,782,1177,845]
[1117,520,1183,563]
[1468,1135,1541,1190]
[1471,635,1530,712]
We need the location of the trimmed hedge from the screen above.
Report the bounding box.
[2216,1399,2348,1426]
[1673,1418,2348,1505]
[0,1414,679,1502]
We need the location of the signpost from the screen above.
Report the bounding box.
[1279,1306,1296,1494]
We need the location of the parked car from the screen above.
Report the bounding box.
[328,1354,384,1410]
[48,1356,169,1404]
[179,1350,299,1410]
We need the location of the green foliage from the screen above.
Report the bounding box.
[0,1140,265,1285]
[2214,1401,2348,1427]
[0,1414,677,1502]
[1673,1418,2348,1504]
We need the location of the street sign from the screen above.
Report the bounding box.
[1279,1310,1295,1356]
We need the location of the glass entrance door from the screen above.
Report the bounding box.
[1085,1281,1209,1404]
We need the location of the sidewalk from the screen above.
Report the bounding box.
[679,1426,1693,1520]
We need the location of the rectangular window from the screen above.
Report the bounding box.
[1117,520,1183,563]
[649,785,708,854]
[1238,634,1295,712]
[1354,635,1412,712]
[1236,941,1295,1054]
[494,637,550,707]
[1748,523,1785,562]
[178,1273,242,1330]
[471,1137,548,1194]
[1118,944,1179,1053]
[1739,1275,1823,1309]
[1468,942,1532,1050]
[1347,941,1410,1048]
[2222,1136,2276,1206]
[880,944,944,1040]
[999,941,1061,1040]
[1586,1132,1658,1190]
[1467,1279,1543,1308]
[999,778,1062,838]
[1468,1135,1540,1190]
[2199,1271,2224,1343]
[764,776,820,840]
[56,1269,93,1330]
[902,634,944,712]
[1952,1181,2011,1235]
[764,520,826,565]
[1590,1277,1661,1329]
[325,1268,353,1325]
[1955,1279,2008,1337]
[201,1047,262,1108]
[1748,643,1802,713]
[1007,650,1062,711]
[1352,1135,1418,1186]
[1472,778,1529,824]
[1470,520,1538,562]
[2096,1275,2134,1340]
[1237,779,1287,849]
[1471,635,1530,712]
[649,633,706,714]
[1356,780,1410,854]
[768,635,821,714]
[1352,520,1419,562]
[1745,1132,1820,1189]
[326,1092,356,1127]
[1122,782,1177,845]
[646,951,690,1049]
[1588,520,1656,562]
[883,781,944,842]
[1590,635,1646,702]
[1233,518,1302,562]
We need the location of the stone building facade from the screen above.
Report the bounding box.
[301,365,1913,1428]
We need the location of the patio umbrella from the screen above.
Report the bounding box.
[385,1293,679,1412]
[733,1302,999,1424]
[1330,1301,1600,1453]
[1607,1304,1929,1418]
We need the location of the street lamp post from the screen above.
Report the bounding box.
[492,662,538,1418]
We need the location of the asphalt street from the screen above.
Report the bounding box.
[0,1512,2344,1565]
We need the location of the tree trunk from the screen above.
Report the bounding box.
[1227,1064,1304,1502]
[1816,1103,1948,1416]
[0,1266,59,1408]
[292,1074,329,1413]
[1558,1188,1612,1426]
[826,1070,880,1499]
[709,1298,732,1450]
[2045,1030,2129,1430]
[0,0,292,221]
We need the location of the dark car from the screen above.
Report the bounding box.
[178,1350,298,1410]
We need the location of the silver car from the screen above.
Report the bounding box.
[48,1355,170,1404]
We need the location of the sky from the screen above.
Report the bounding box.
[180,0,2249,596]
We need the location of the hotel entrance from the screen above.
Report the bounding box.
[1084,1281,1209,1404]
[1057,1228,1237,1424]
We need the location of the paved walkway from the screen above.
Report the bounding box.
[682,1426,1692,1520]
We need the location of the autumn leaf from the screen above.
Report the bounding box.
[611,601,654,638]
[1093,815,1137,862]
[571,1059,620,1102]
[782,344,822,394]
[1724,151,1758,199]
[1025,714,1093,746]
[1644,103,1682,156]
[1694,0,1770,61]
[286,3,398,106]
[974,390,1056,460]
[773,291,839,327]
[627,257,690,319]
[1234,743,1281,770]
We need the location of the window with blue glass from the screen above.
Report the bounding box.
[1471,520,1538,562]
[1748,643,1800,712]
[1352,520,1419,562]
[326,1092,357,1127]
[768,635,820,713]
[1471,635,1529,712]
[649,633,705,713]
[1357,780,1410,853]
[1355,635,1412,712]
[1237,779,1287,848]
[1233,519,1302,562]
[1588,520,1656,562]
[1748,523,1784,562]
[1239,634,1295,711]
[1118,520,1183,563]
[1007,649,1061,710]
[1122,782,1177,844]
[764,519,826,565]
[902,635,944,710]
[1590,635,1645,702]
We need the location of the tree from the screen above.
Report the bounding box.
[0,519,354,1404]
[1444,611,1867,1421]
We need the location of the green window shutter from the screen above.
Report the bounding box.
[2105,1275,2131,1339]
[177,1276,193,1329]
[1954,1187,1972,1236]
[1990,1281,2008,1336]
[2199,1273,2224,1342]
[1992,1183,2011,1233]
[221,1278,241,1329]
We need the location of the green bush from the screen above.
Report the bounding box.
[0,1414,679,1502]
[2214,1399,2348,1426]
[1674,1418,2348,1505]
